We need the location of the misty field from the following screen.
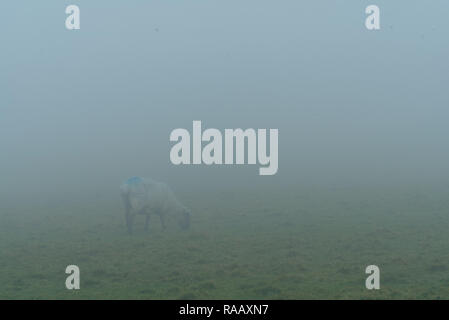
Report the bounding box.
[1,185,449,299]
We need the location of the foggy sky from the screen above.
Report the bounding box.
[1,1,449,203]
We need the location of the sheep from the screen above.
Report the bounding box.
[120,177,191,234]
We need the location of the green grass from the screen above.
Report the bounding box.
[1,185,449,299]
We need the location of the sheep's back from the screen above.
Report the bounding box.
[121,177,180,214]
[144,181,179,213]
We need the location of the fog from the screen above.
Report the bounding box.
[2,0,449,201]
[2,0,449,300]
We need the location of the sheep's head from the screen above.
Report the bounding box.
[179,208,190,230]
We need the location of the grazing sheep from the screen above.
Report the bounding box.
[120,177,191,234]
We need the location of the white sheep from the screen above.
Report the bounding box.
[120,177,190,234]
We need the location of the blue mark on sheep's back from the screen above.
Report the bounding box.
[125,176,143,185]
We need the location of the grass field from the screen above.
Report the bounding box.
[1,185,449,299]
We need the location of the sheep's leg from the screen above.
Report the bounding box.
[144,214,150,233]
[126,213,134,235]
[122,194,133,235]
